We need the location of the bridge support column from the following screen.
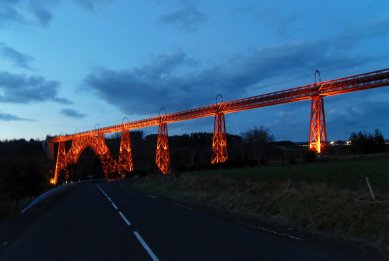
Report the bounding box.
[95,134,117,180]
[156,123,170,174]
[51,141,67,185]
[309,96,327,153]
[118,130,134,178]
[211,112,228,164]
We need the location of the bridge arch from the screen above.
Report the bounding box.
[52,134,117,184]
[67,134,117,178]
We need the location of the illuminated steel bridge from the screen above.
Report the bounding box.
[48,68,389,185]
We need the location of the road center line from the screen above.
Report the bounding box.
[118,211,131,226]
[98,183,160,259]
[97,184,103,192]
[97,185,131,225]
[97,185,108,196]
[111,202,119,210]
[133,231,159,261]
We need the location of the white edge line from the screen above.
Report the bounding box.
[236,221,256,228]
[107,197,112,202]
[256,227,303,241]
[118,211,131,226]
[174,203,193,210]
[111,202,119,210]
[236,221,303,241]
[288,235,304,241]
[21,185,64,214]
[148,194,158,199]
[133,231,159,261]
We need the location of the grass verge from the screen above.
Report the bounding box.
[128,156,389,252]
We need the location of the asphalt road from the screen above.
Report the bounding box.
[0,182,385,261]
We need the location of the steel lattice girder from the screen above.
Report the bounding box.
[155,123,170,174]
[50,141,66,185]
[52,135,117,184]
[118,130,134,176]
[50,68,389,143]
[309,96,327,153]
[211,112,228,164]
[49,67,389,184]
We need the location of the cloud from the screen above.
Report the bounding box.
[160,0,207,31]
[72,0,113,11]
[53,97,72,104]
[334,15,389,48]
[61,108,86,118]
[234,3,301,36]
[365,15,389,37]
[0,70,71,104]
[0,0,113,27]
[83,13,389,118]
[0,42,35,69]
[82,14,389,141]
[259,9,301,36]
[322,94,389,140]
[0,111,34,121]
[84,40,369,116]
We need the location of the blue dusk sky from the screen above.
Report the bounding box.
[0,0,388,141]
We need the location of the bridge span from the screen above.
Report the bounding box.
[48,68,389,185]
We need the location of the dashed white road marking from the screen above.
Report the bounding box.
[97,184,103,192]
[111,202,119,210]
[236,221,303,241]
[118,211,131,226]
[148,194,158,199]
[133,231,159,261]
[96,184,159,260]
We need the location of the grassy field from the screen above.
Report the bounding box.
[181,155,389,192]
[128,155,389,251]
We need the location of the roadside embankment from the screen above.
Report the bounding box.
[128,157,389,252]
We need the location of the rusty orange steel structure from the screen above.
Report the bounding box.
[50,134,117,185]
[118,130,134,177]
[49,68,389,184]
[156,122,170,174]
[309,96,327,153]
[211,112,228,164]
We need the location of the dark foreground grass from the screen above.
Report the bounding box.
[129,156,389,251]
[0,197,32,219]
[185,156,389,193]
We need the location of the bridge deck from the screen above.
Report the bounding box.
[50,68,389,143]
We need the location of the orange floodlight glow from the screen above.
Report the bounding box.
[118,130,134,177]
[308,96,327,153]
[155,122,170,174]
[211,112,228,164]
[48,68,389,183]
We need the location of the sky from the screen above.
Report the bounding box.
[0,0,388,142]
